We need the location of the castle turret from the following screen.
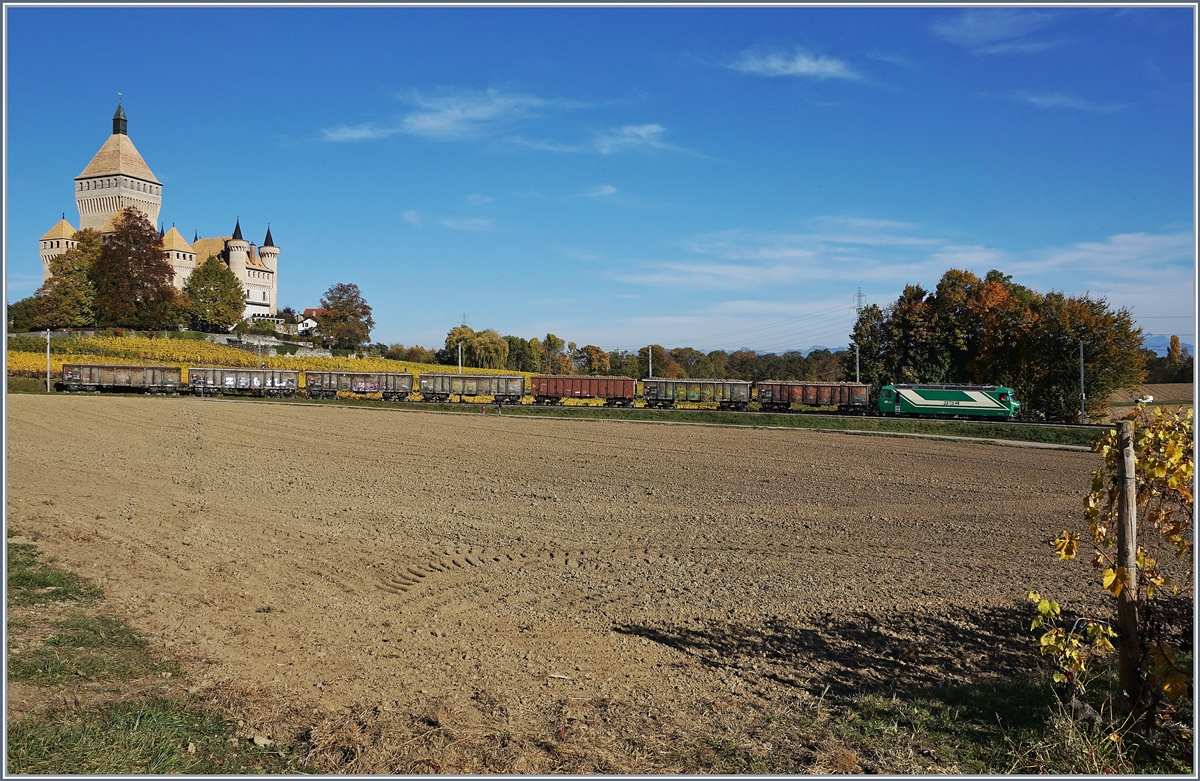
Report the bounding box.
[161,225,197,291]
[226,217,249,284]
[39,216,79,282]
[258,225,279,273]
[75,102,162,231]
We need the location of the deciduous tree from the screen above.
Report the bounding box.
[316,283,374,349]
[183,255,244,332]
[35,228,102,328]
[7,296,40,333]
[575,345,611,375]
[89,207,180,329]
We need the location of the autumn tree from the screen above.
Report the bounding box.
[89,207,180,329]
[183,255,244,332]
[316,283,374,348]
[35,228,102,328]
[575,345,611,375]
[637,344,682,378]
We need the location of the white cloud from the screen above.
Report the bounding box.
[322,123,397,142]
[583,185,617,197]
[730,49,861,80]
[467,194,492,205]
[931,9,1060,55]
[402,210,423,226]
[322,88,559,143]
[439,217,493,231]
[1007,90,1126,113]
[400,89,549,141]
[511,123,701,157]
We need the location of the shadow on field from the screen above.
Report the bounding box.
[615,604,1041,698]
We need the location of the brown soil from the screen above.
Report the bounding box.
[6,395,1106,772]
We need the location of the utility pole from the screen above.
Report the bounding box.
[648,346,653,378]
[45,328,51,393]
[852,288,865,384]
[1079,339,1086,424]
[458,343,463,374]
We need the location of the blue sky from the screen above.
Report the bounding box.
[5,5,1195,353]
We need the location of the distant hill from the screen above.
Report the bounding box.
[1142,334,1194,357]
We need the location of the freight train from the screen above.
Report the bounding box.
[58,363,1019,420]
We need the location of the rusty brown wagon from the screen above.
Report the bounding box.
[530,375,636,406]
[755,381,870,413]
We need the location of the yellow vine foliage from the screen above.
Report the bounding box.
[1036,404,1194,705]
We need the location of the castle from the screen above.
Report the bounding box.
[38,102,279,320]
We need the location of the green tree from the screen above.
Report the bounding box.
[440,325,475,365]
[504,335,539,372]
[249,318,279,336]
[606,349,638,376]
[89,207,180,329]
[471,329,509,369]
[7,296,41,333]
[316,283,374,349]
[182,255,244,332]
[670,347,712,377]
[35,228,102,328]
[846,303,891,397]
[1023,292,1145,423]
[540,334,572,374]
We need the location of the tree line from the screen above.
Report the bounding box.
[383,326,849,383]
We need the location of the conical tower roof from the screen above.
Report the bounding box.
[40,218,78,241]
[161,226,194,253]
[262,225,275,247]
[76,133,161,184]
[232,217,243,241]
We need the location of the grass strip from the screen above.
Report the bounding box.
[6,697,295,775]
[7,542,102,605]
[8,613,181,685]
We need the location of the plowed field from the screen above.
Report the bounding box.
[6,395,1106,771]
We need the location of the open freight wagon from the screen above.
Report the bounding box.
[641,378,751,410]
[756,381,870,412]
[305,371,414,400]
[61,363,182,394]
[187,367,299,397]
[418,373,526,404]
[530,375,636,406]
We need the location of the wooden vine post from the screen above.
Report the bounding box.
[1115,420,1141,715]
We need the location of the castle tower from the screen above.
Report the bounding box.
[226,217,249,281]
[74,101,162,231]
[258,225,280,317]
[38,215,79,283]
[161,225,197,291]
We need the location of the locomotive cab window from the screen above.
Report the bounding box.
[999,393,1008,402]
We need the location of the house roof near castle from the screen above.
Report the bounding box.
[189,235,274,272]
[40,218,77,241]
[161,226,194,253]
[191,237,229,264]
[76,133,161,185]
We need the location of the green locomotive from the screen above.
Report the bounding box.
[877,384,1020,420]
